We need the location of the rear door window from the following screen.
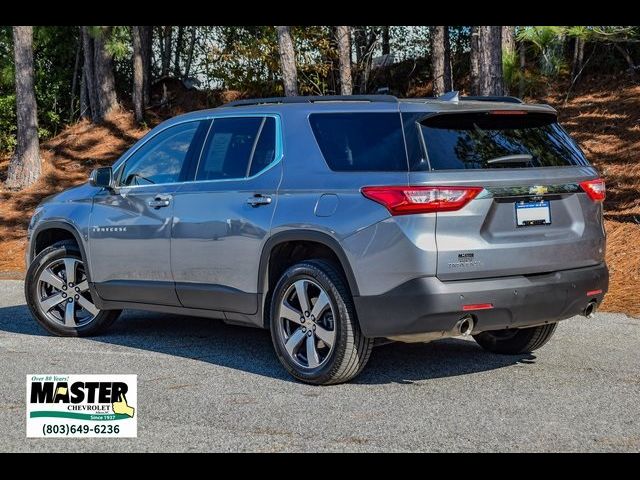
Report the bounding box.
[414,112,589,170]
[309,112,407,171]
[196,117,263,181]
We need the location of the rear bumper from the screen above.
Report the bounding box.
[353,263,609,338]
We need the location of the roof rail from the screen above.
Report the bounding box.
[460,95,524,104]
[226,95,399,107]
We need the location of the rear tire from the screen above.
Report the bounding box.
[473,323,557,354]
[269,259,373,385]
[25,240,121,337]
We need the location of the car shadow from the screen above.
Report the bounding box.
[0,304,536,385]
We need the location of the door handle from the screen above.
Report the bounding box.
[148,196,171,209]
[247,194,272,207]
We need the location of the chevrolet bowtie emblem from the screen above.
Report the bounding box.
[529,185,548,195]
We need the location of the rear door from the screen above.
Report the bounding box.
[170,115,282,315]
[405,109,606,281]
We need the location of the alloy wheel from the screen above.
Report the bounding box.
[276,279,336,369]
[36,257,99,328]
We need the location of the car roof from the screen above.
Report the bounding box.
[163,94,557,125]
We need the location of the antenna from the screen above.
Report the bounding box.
[438,91,459,102]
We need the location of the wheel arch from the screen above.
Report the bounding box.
[257,230,360,328]
[30,221,91,281]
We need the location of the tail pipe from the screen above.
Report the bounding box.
[455,315,474,336]
[583,300,597,319]
[386,315,475,343]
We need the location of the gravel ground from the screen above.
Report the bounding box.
[0,279,638,452]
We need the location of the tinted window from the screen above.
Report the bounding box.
[249,117,276,176]
[309,113,407,171]
[416,112,589,170]
[197,117,263,181]
[120,121,200,186]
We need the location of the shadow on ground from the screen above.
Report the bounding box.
[0,304,536,385]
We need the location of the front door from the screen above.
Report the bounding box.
[171,115,282,314]
[89,120,207,305]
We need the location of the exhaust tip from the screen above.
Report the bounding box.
[583,301,597,319]
[457,315,474,336]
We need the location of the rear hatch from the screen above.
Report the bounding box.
[406,108,606,281]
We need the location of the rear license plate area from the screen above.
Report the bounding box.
[515,200,551,226]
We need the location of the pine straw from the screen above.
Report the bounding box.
[1,78,639,316]
[533,74,640,317]
[603,220,640,316]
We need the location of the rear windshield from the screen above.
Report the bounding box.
[309,112,407,171]
[415,112,589,170]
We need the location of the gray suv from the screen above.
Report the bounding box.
[25,94,609,384]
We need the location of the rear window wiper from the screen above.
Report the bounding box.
[486,154,533,165]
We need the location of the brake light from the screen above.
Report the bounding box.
[579,178,606,202]
[489,110,528,115]
[361,186,482,215]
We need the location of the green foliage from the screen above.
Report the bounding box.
[0,26,15,151]
[502,49,520,93]
[517,26,566,77]
[0,26,78,152]
[205,26,280,94]
[106,26,131,61]
[565,25,638,41]
[0,94,17,151]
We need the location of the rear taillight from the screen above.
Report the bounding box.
[361,186,483,215]
[579,178,606,202]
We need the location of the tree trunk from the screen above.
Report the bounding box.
[382,26,390,55]
[470,26,480,95]
[173,25,184,77]
[353,27,378,94]
[335,26,353,95]
[354,27,364,65]
[431,26,453,96]
[501,26,516,95]
[132,26,144,123]
[501,26,516,57]
[184,26,197,80]
[81,26,98,121]
[93,26,118,119]
[140,26,152,105]
[571,37,581,81]
[161,26,172,76]
[69,33,82,121]
[478,26,504,96]
[519,40,526,98]
[80,68,89,120]
[6,26,40,189]
[577,38,585,75]
[613,43,636,73]
[276,26,298,97]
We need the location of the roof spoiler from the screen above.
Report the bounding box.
[226,95,399,107]
[460,95,524,104]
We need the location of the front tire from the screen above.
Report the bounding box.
[473,323,558,354]
[269,259,373,385]
[25,240,121,337]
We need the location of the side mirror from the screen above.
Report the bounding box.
[89,167,113,189]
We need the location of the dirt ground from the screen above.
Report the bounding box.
[1,77,638,316]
